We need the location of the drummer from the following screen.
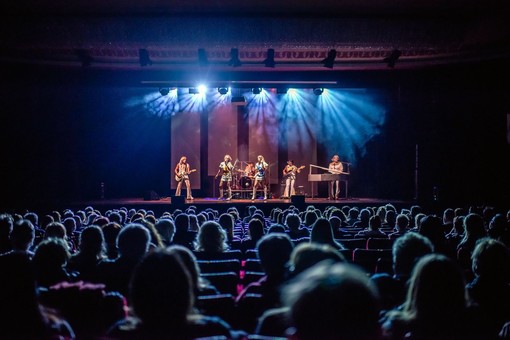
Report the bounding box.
[244,162,255,178]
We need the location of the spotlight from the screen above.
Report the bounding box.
[159,87,170,96]
[322,49,337,69]
[276,88,288,94]
[252,88,262,95]
[228,48,242,67]
[189,87,199,94]
[75,49,93,67]
[139,48,152,66]
[218,87,229,95]
[198,48,208,66]
[313,88,324,95]
[263,48,275,68]
[383,49,402,68]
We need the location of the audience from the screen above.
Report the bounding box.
[0,202,508,338]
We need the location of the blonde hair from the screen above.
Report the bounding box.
[179,156,187,163]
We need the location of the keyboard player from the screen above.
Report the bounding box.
[328,154,343,200]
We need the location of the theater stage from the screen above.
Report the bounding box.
[70,196,413,216]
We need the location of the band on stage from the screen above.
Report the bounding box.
[172,153,346,200]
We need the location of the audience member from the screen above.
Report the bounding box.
[310,218,345,250]
[0,252,75,338]
[109,248,232,338]
[466,238,510,337]
[67,225,106,283]
[381,254,487,339]
[194,221,229,253]
[356,215,386,238]
[97,223,150,297]
[33,238,75,288]
[283,261,381,340]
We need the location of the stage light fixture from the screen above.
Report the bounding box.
[198,48,208,66]
[75,49,93,67]
[218,87,228,95]
[322,49,337,69]
[139,48,152,66]
[276,88,288,94]
[228,48,242,67]
[252,88,262,95]
[313,88,324,95]
[189,87,199,94]
[263,48,275,68]
[383,49,402,68]
[159,87,170,96]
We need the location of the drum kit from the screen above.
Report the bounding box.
[233,161,255,190]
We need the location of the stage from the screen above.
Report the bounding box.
[69,196,413,216]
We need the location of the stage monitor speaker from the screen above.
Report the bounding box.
[144,190,160,201]
[171,195,185,205]
[291,195,305,205]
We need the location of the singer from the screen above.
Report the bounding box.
[328,154,344,200]
[252,155,269,200]
[215,154,234,200]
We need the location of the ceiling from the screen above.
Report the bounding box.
[1,0,509,87]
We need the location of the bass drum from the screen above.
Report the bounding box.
[239,176,253,189]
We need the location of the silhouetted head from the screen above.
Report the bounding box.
[284,262,381,340]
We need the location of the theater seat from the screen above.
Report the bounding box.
[201,272,239,295]
[197,259,241,275]
[352,248,392,274]
[366,237,395,250]
[196,294,236,325]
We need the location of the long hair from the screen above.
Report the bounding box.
[130,249,193,330]
[194,221,228,252]
[402,254,467,321]
[310,218,344,250]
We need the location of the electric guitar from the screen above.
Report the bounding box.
[175,169,196,182]
[283,165,305,179]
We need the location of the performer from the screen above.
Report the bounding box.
[252,155,269,200]
[328,154,344,200]
[215,154,234,200]
[174,156,194,200]
[244,162,255,178]
[281,160,304,199]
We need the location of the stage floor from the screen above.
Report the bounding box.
[70,196,412,215]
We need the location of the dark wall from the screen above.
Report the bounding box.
[0,84,171,210]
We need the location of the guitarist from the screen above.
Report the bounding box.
[215,154,234,200]
[174,156,193,200]
[282,160,304,199]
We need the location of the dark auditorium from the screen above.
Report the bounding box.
[0,0,509,339]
